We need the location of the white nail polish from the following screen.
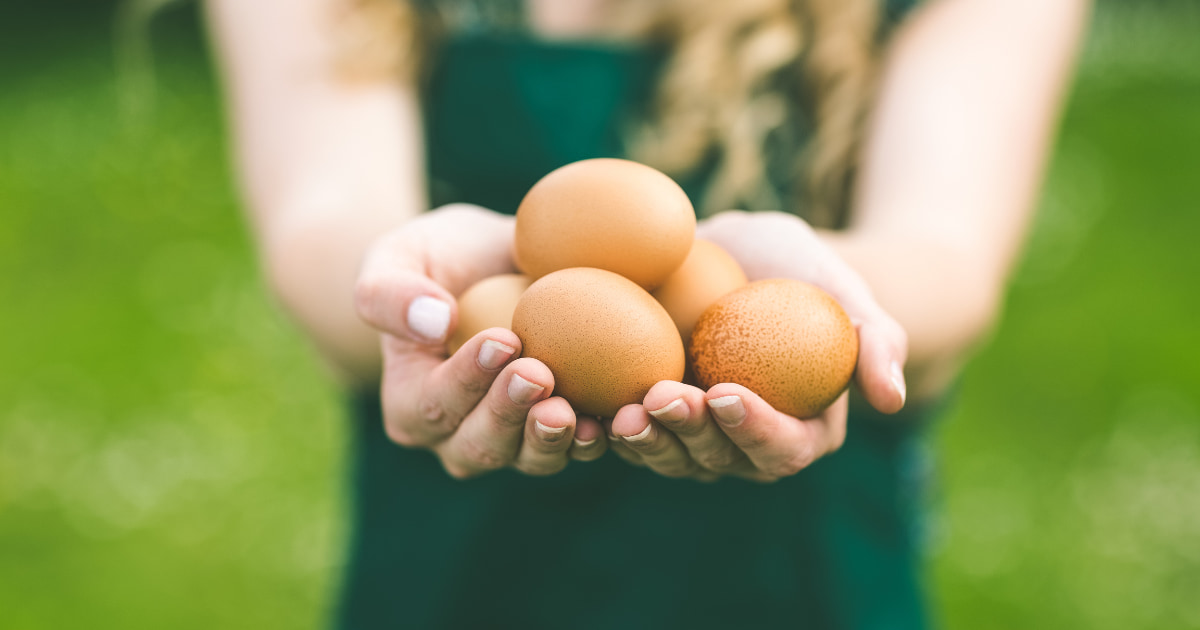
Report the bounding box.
[708,395,740,409]
[647,397,684,419]
[508,374,545,405]
[477,339,516,370]
[407,296,450,341]
[707,395,746,427]
[535,420,566,436]
[625,424,653,442]
[890,361,907,406]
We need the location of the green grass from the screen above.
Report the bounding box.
[0,5,344,628]
[929,5,1200,629]
[1,3,1198,629]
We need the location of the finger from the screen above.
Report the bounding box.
[602,417,645,467]
[705,383,849,480]
[381,328,521,445]
[569,416,608,462]
[814,257,907,415]
[854,319,908,415]
[437,357,553,479]
[354,204,517,344]
[643,381,748,474]
[513,397,577,476]
[356,262,457,346]
[611,404,703,479]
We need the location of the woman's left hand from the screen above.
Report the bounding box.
[605,210,909,482]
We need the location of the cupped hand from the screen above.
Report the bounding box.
[607,210,908,482]
[354,203,607,478]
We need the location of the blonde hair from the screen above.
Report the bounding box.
[335,0,883,228]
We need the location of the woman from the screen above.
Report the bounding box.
[207,0,1088,627]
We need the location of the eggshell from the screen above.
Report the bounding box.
[512,267,685,417]
[448,274,532,355]
[514,158,696,290]
[652,239,747,344]
[689,279,858,418]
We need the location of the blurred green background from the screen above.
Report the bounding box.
[1,1,1197,628]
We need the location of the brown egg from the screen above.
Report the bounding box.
[652,239,747,344]
[689,279,858,418]
[514,158,696,290]
[448,274,532,355]
[512,267,685,417]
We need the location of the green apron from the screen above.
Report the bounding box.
[338,17,934,630]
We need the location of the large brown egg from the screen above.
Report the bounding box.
[512,267,685,417]
[514,158,696,290]
[448,274,532,355]
[689,279,858,418]
[652,239,747,344]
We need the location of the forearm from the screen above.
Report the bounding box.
[247,84,426,385]
[823,231,997,399]
[829,0,1089,398]
[207,0,428,385]
[261,202,407,385]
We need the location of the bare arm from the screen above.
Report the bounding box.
[628,0,1088,479]
[828,0,1091,399]
[206,0,425,384]
[206,0,609,475]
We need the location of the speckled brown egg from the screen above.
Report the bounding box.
[514,158,696,290]
[689,279,858,418]
[652,239,747,344]
[512,267,685,417]
[448,274,532,355]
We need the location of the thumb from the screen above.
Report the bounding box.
[355,254,458,346]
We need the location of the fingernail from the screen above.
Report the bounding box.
[708,395,746,427]
[477,339,516,370]
[624,424,653,443]
[407,296,451,341]
[890,361,907,406]
[573,437,597,448]
[507,374,544,405]
[535,420,566,440]
[648,398,687,423]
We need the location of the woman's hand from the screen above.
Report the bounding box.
[606,210,908,482]
[354,204,608,479]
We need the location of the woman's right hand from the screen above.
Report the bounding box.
[354,204,608,479]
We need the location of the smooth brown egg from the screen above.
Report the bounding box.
[512,267,685,417]
[689,279,858,418]
[448,274,532,355]
[513,158,696,290]
[652,239,747,344]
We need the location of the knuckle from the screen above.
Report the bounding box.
[457,439,508,471]
[697,448,742,472]
[611,447,644,467]
[658,417,702,437]
[629,436,671,458]
[747,472,780,484]
[652,461,696,479]
[442,463,477,481]
[454,365,491,397]
[383,421,418,447]
[418,394,448,426]
[489,399,527,430]
[767,450,815,479]
[737,430,772,452]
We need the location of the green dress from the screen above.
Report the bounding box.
[337,16,934,630]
